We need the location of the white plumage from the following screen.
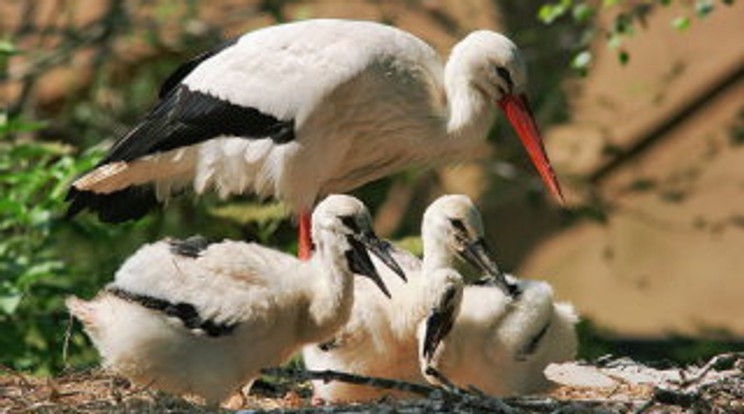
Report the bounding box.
[303,194,508,402]
[66,19,562,260]
[420,277,579,396]
[66,194,402,405]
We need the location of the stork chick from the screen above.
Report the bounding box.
[303,194,509,402]
[420,276,579,396]
[67,194,404,406]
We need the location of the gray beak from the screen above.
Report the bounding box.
[458,238,519,297]
[346,235,391,298]
[358,231,407,282]
[422,286,460,363]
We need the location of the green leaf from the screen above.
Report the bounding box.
[572,4,595,23]
[0,40,19,56]
[0,199,24,217]
[19,261,63,287]
[695,0,714,17]
[608,33,623,49]
[209,202,290,225]
[672,16,691,30]
[571,50,593,71]
[613,13,633,34]
[602,0,619,7]
[0,114,48,135]
[393,236,422,257]
[0,293,22,315]
[538,2,571,24]
[618,50,630,65]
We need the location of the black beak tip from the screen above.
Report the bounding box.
[375,276,392,299]
[370,270,392,299]
[381,286,392,299]
[393,265,407,282]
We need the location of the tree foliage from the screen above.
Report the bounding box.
[538,0,737,74]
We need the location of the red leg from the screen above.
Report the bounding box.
[298,209,313,261]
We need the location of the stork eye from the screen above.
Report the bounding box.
[339,215,360,233]
[448,218,470,246]
[495,66,514,91]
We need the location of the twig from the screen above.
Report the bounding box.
[261,367,518,413]
[676,352,744,388]
[62,311,74,368]
[423,366,463,394]
[260,367,436,398]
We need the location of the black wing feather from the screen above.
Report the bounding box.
[66,38,297,223]
[100,85,294,165]
[65,185,159,223]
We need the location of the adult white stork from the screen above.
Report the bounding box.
[66,194,405,406]
[65,19,563,259]
[303,194,511,402]
[419,275,579,396]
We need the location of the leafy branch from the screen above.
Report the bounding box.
[537,0,737,74]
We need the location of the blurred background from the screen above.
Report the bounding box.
[1,0,742,375]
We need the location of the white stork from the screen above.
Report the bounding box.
[65,19,563,259]
[302,194,510,402]
[419,276,579,396]
[66,194,405,406]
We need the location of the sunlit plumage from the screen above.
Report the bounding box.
[67,194,403,405]
[65,19,562,259]
[420,276,579,396]
[303,195,510,402]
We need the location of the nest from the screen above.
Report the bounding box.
[1,353,742,413]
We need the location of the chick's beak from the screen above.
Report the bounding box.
[346,235,391,298]
[458,238,519,297]
[358,232,407,282]
[498,93,564,204]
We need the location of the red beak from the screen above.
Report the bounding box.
[498,94,564,204]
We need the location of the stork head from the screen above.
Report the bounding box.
[313,195,406,297]
[422,194,517,296]
[448,31,563,203]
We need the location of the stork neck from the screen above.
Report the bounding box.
[303,235,354,342]
[444,64,496,140]
[421,233,456,273]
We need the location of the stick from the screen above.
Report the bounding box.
[260,367,436,397]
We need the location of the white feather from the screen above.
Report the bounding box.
[67,195,389,405]
[421,278,579,396]
[76,20,535,214]
[302,195,481,402]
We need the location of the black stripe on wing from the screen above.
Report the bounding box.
[101,84,295,164]
[65,185,159,223]
[168,235,213,258]
[65,84,295,222]
[106,286,238,337]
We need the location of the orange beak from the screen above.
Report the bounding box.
[498,93,564,204]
